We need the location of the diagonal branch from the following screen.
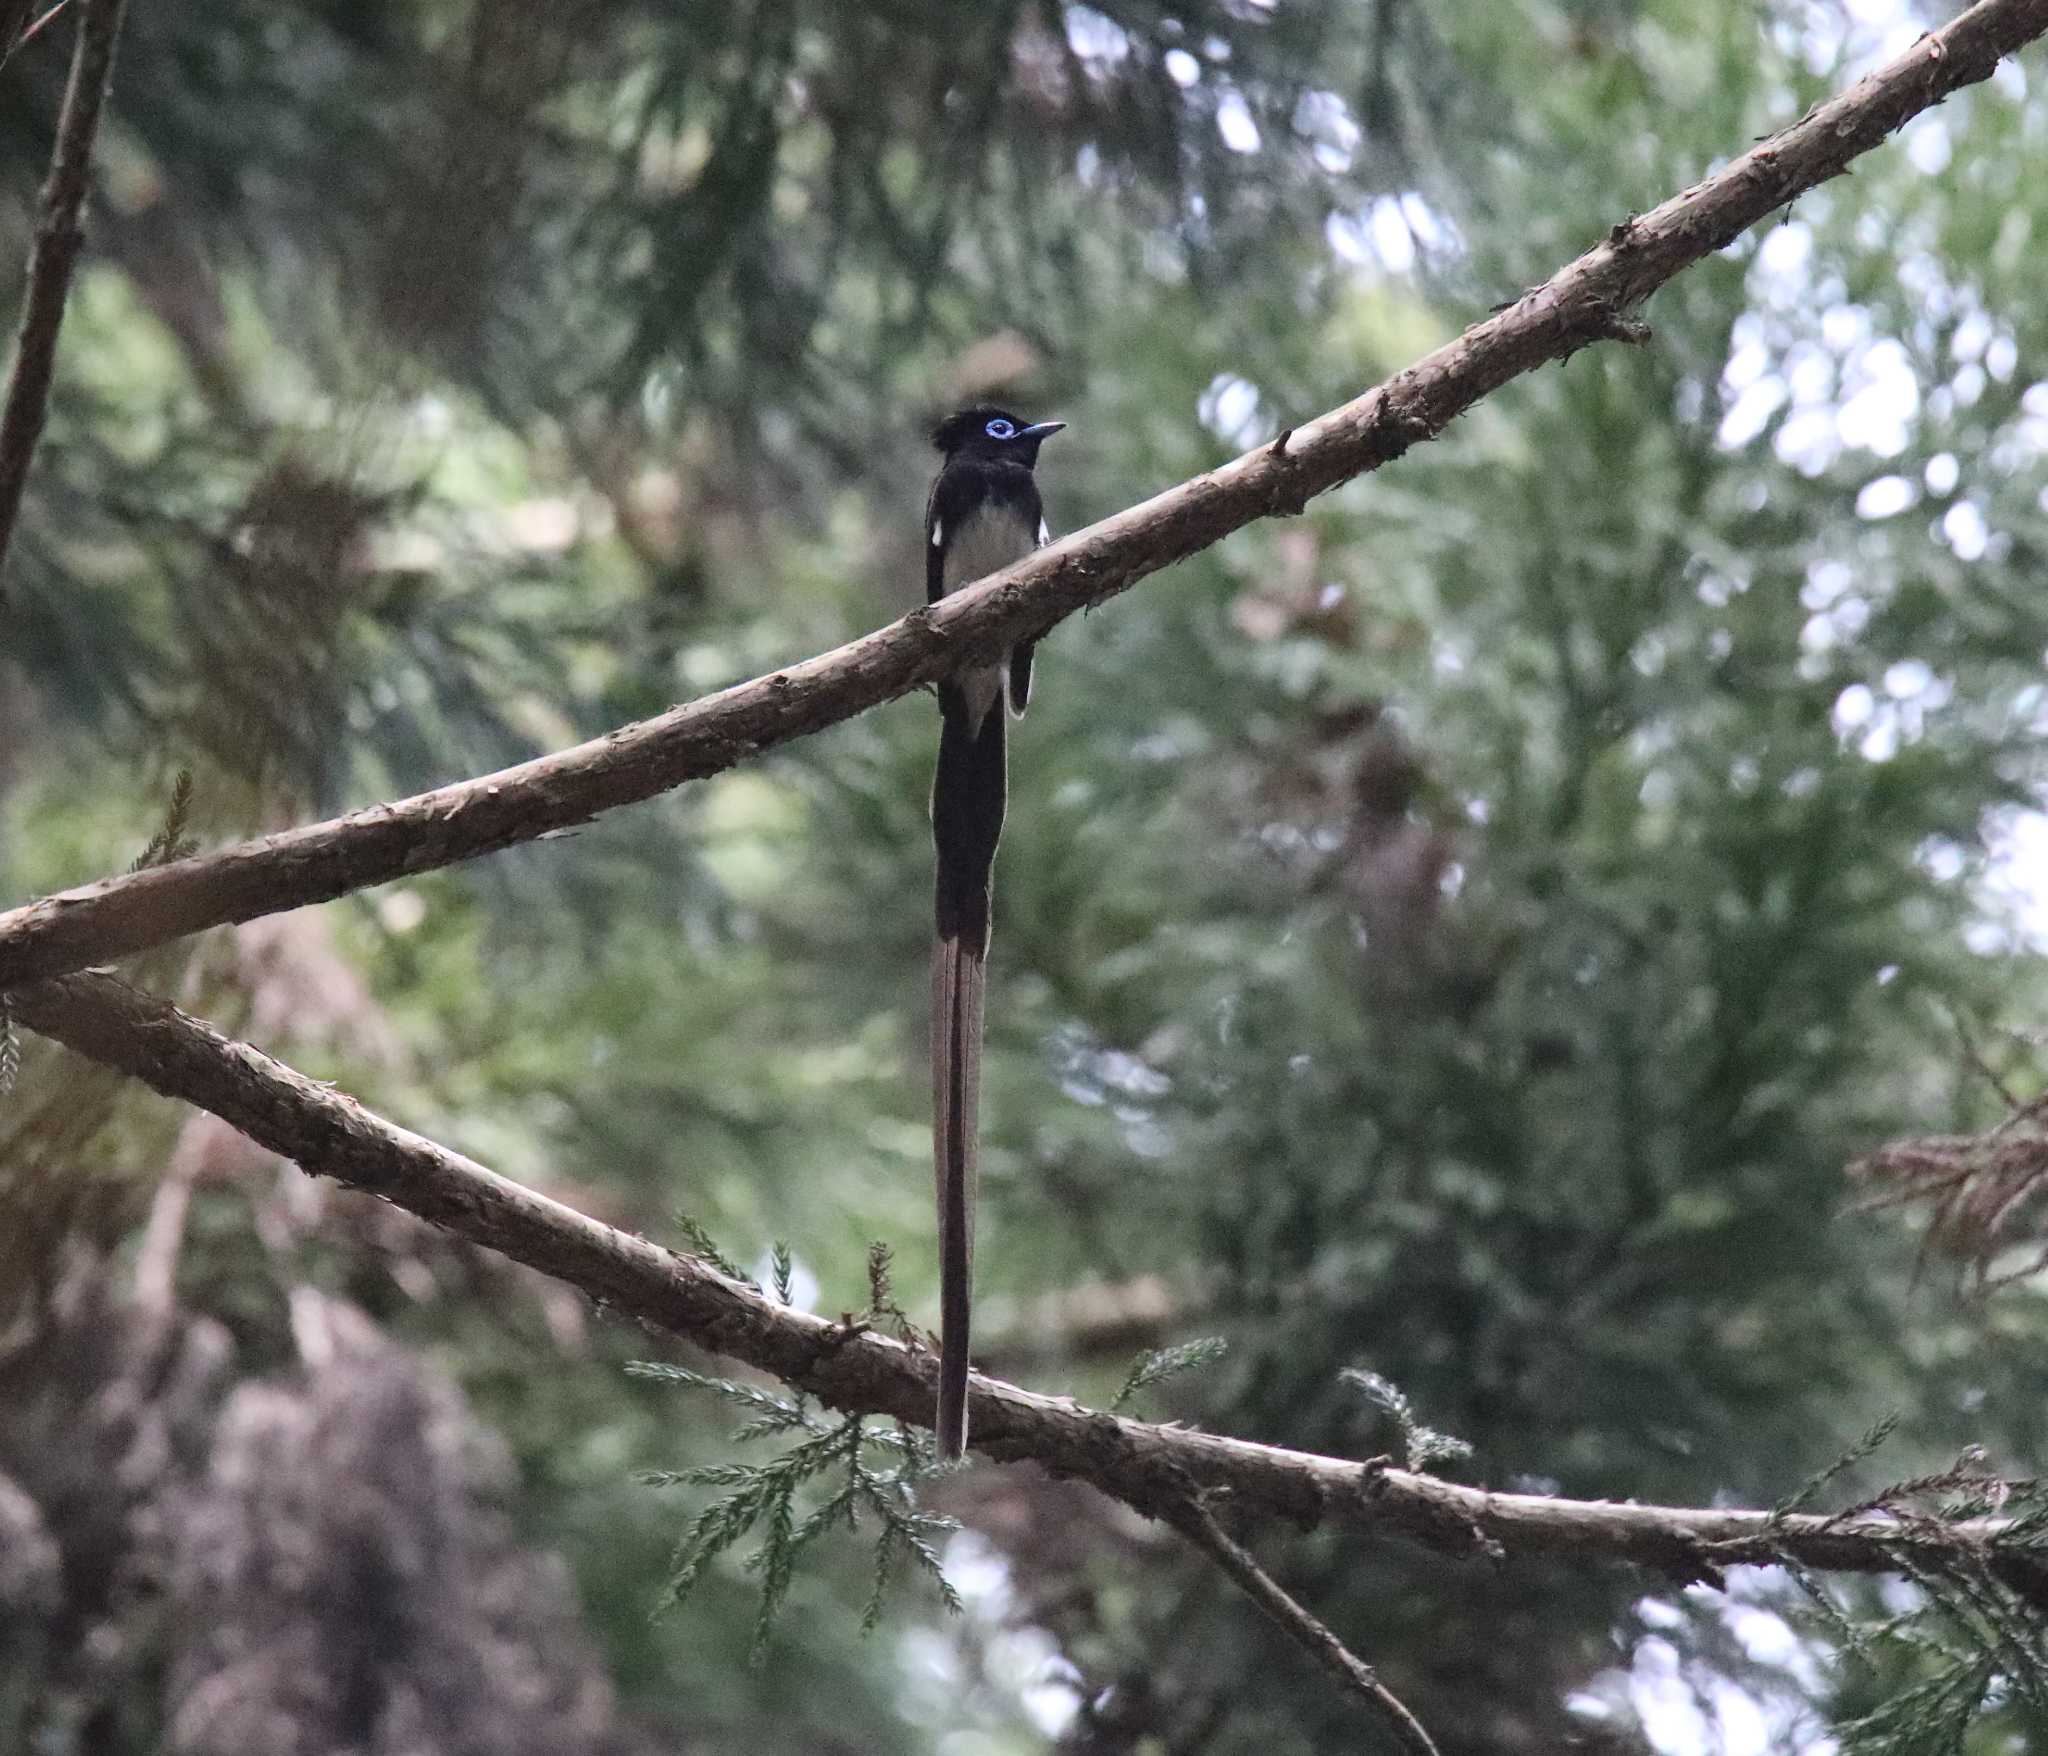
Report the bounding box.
[16,966,2048,1597]
[0,0,130,587]
[3,0,2044,989]
[1166,1491,1440,1756]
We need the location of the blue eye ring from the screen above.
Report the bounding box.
[984,417,1016,440]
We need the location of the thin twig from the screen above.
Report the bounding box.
[11,0,79,57]
[0,0,129,589]
[12,965,2046,1594]
[3,0,2044,988]
[1950,1004,2022,1109]
[1165,1491,1440,1755]
[132,1118,208,1324]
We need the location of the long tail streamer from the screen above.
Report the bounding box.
[930,693,1006,1458]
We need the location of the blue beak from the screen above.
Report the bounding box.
[1017,421,1067,442]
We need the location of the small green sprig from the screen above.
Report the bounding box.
[864,1240,917,1343]
[670,1211,755,1285]
[629,1363,961,1654]
[1773,1451,2048,1754]
[1341,1368,1473,1473]
[1773,1411,1903,1521]
[1111,1336,1230,1413]
[769,1239,795,1305]
[129,769,198,871]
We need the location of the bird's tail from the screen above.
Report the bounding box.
[931,692,1006,1459]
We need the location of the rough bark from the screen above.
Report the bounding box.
[0,0,129,587]
[3,0,2043,987]
[17,968,2047,1598]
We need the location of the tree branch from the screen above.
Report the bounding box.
[3,0,2043,988]
[1166,1491,1440,1756]
[16,967,2048,1598]
[0,0,129,586]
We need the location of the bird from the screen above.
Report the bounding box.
[923,404,1065,1459]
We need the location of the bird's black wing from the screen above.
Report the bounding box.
[926,467,989,607]
[1009,496,1047,718]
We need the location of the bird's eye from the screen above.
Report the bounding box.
[984,417,1016,440]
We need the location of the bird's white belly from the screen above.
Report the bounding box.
[939,502,1034,731]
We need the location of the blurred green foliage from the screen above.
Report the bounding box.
[6,1,2048,1753]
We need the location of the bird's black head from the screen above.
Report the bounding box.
[932,405,1067,468]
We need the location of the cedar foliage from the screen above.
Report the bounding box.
[5,2,2048,1752]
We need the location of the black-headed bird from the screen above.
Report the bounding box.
[923,405,1065,1458]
